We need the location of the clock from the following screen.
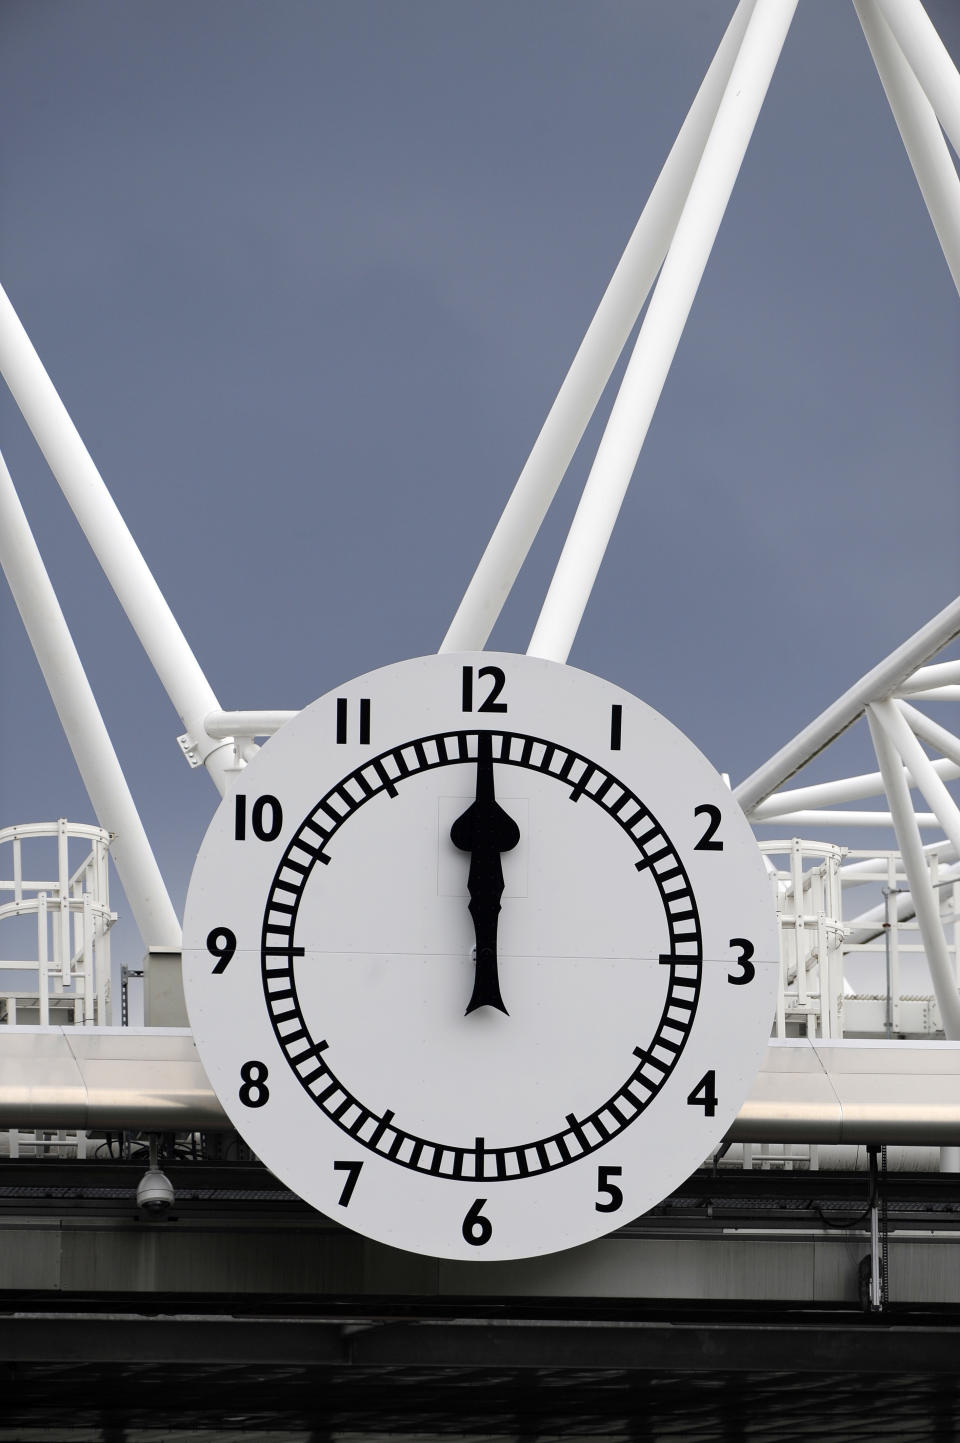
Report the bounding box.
[182,652,778,1260]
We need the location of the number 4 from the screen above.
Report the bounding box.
[687,1070,718,1117]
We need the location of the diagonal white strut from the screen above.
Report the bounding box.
[527,0,798,663]
[0,283,234,795]
[867,706,960,1038]
[0,450,181,950]
[854,0,960,294]
[439,0,759,654]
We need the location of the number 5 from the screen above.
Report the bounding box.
[595,1165,623,1213]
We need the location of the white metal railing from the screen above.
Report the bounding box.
[0,819,115,1027]
[761,838,959,1042]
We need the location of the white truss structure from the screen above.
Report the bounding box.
[0,0,958,1157]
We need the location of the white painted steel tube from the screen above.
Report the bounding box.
[439,0,759,653]
[854,0,960,293]
[867,707,960,1038]
[528,0,798,664]
[204,710,299,740]
[871,699,960,859]
[736,594,960,811]
[903,686,960,702]
[898,660,960,693]
[0,451,181,951]
[876,0,960,156]
[897,700,960,769]
[0,283,233,794]
[752,808,940,828]
[749,756,960,818]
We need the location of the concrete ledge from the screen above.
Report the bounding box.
[0,1029,958,1142]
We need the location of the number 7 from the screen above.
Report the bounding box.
[333,1160,363,1206]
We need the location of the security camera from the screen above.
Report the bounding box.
[136,1167,175,1212]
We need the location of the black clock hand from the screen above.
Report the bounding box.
[450,730,520,1015]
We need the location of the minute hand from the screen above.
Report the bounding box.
[450,731,520,1015]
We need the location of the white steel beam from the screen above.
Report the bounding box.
[204,710,298,740]
[898,660,960,693]
[736,594,960,811]
[753,808,940,828]
[871,699,960,859]
[876,0,960,156]
[898,699,960,769]
[439,0,759,653]
[749,755,960,818]
[527,0,799,664]
[0,283,234,795]
[867,706,960,1037]
[0,451,181,951]
[902,685,960,702]
[853,0,960,293]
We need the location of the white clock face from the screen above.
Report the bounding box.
[182,653,778,1260]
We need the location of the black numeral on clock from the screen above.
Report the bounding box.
[234,794,283,842]
[461,665,507,713]
[333,1160,363,1206]
[687,1070,718,1117]
[206,927,236,974]
[239,1060,270,1108]
[728,937,756,985]
[595,1165,624,1213]
[462,1197,493,1245]
[693,804,723,851]
[336,697,371,745]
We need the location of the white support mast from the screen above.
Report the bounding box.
[0,451,181,951]
[527,0,798,663]
[439,0,759,654]
[854,0,960,293]
[0,283,234,796]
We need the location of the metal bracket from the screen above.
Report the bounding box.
[176,733,203,769]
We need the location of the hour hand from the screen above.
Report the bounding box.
[450,732,520,1015]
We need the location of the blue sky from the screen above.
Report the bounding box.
[1,1,958,966]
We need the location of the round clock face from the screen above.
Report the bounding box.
[183,653,778,1260]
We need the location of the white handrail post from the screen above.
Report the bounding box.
[853,0,960,294]
[0,283,234,794]
[867,706,960,1038]
[0,450,182,952]
[528,0,798,664]
[439,0,759,653]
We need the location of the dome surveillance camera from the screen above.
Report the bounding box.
[136,1167,175,1212]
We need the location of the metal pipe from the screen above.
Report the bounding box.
[0,451,181,951]
[0,283,233,794]
[749,756,960,818]
[902,686,960,701]
[867,707,960,1037]
[870,699,960,860]
[898,660,960,693]
[753,808,940,828]
[204,710,299,740]
[853,0,960,293]
[439,1,760,653]
[898,701,960,769]
[735,594,960,811]
[876,0,960,157]
[527,0,798,664]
